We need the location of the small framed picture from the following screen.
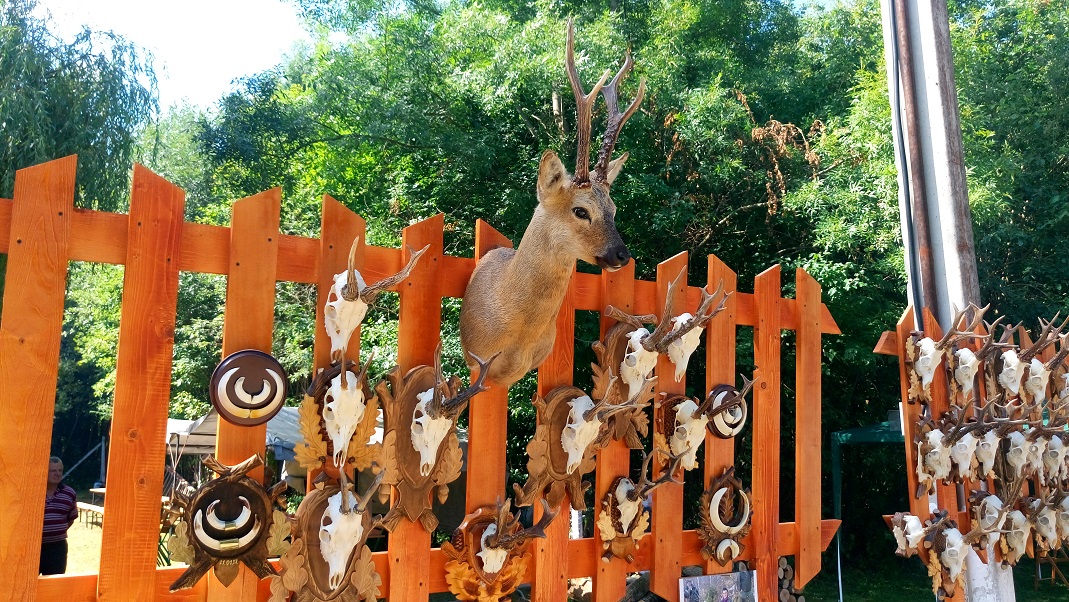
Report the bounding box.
[679,569,758,602]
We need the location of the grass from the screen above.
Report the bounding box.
[800,554,1068,602]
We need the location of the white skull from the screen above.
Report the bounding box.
[977,495,1006,549]
[1024,357,1050,401]
[615,479,642,535]
[324,269,369,359]
[324,370,366,466]
[999,350,1025,395]
[950,432,978,481]
[953,348,980,396]
[1006,431,1030,479]
[410,388,453,477]
[914,338,941,389]
[903,514,927,549]
[922,429,952,483]
[666,313,703,382]
[975,430,1001,479]
[319,490,364,590]
[892,519,910,554]
[940,527,968,582]
[1034,500,1059,551]
[670,399,709,471]
[1057,497,1069,544]
[1003,510,1030,565]
[1026,434,1048,483]
[561,395,601,475]
[1043,437,1067,485]
[621,329,658,400]
[476,523,508,574]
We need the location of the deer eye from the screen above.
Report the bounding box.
[572,207,590,221]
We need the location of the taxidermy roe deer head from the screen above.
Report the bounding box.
[459,19,646,387]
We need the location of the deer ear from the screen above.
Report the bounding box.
[605,152,629,184]
[537,150,570,203]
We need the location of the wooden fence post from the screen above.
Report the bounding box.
[309,196,366,488]
[531,271,576,602]
[388,214,445,601]
[793,268,822,588]
[592,260,636,602]
[0,156,76,601]
[465,220,512,512]
[210,188,281,601]
[704,255,737,575]
[650,252,688,602]
[752,265,782,602]
[98,165,185,600]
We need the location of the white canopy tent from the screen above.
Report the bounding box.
[165,407,306,459]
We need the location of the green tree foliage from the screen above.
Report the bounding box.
[15,0,1069,569]
[0,0,156,210]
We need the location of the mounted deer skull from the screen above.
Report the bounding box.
[319,472,383,590]
[596,448,682,562]
[606,271,729,396]
[324,238,428,364]
[1001,509,1031,565]
[459,19,645,387]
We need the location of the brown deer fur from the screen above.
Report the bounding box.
[459,151,630,387]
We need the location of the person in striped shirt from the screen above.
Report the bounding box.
[41,456,77,575]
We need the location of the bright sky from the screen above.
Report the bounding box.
[33,0,311,110]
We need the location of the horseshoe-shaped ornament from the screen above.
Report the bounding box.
[697,467,752,566]
[707,383,749,439]
[169,455,288,591]
[210,350,288,426]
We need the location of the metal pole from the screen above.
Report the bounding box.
[99,436,106,485]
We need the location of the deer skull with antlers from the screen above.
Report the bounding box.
[606,271,730,397]
[596,448,682,562]
[459,19,645,387]
[325,238,428,365]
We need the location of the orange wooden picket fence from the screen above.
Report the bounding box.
[0,157,841,602]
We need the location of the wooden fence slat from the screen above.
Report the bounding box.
[894,307,928,519]
[793,268,823,588]
[650,252,688,602]
[531,271,576,602]
[0,199,842,337]
[752,265,782,602]
[306,195,365,488]
[592,260,636,602]
[97,165,185,600]
[703,254,738,575]
[210,188,281,600]
[465,220,513,512]
[388,213,445,602]
[922,309,962,516]
[0,155,76,600]
[312,195,365,371]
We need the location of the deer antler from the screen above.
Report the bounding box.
[629,447,683,501]
[355,468,386,514]
[603,306,657,330]
[485,498,559,550]
[640,269,685,351]
[592,45,646,184]
[974,316,1010,361]
[936,303,990,350]
[566,18,611,185]
[350,244,430,305]
[1019,314,1068,362]
[584,375,653,422]
[429,345,499,420]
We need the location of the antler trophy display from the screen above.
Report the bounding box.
[442,498,559,602]
[697,466,753,566]
[596,447,682,562]
[269,472,386,602]
[512,380,648,510]
[167,455,288,591]
[376,346,497,532]
[459,19,645,387]
[655,376,756,472]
